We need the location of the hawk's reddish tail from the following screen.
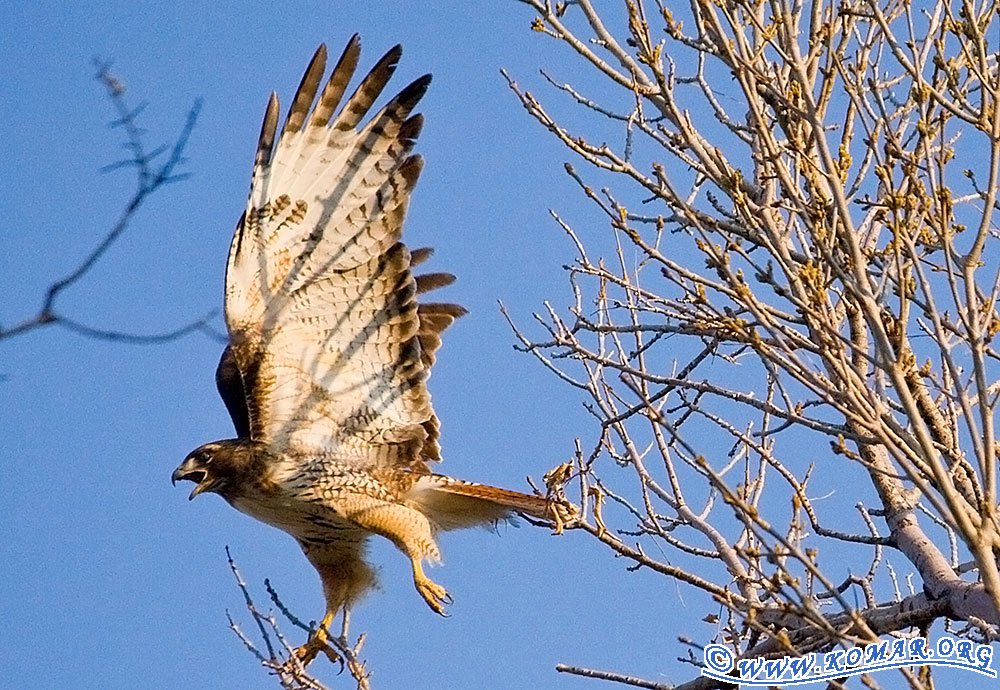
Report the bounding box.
[408,474,573,531]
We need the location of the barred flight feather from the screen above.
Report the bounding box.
[223,40,454,466]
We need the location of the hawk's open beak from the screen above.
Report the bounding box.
[172,463,210,500]
[186,480,211,501]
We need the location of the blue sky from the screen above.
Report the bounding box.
[0,2,715,688]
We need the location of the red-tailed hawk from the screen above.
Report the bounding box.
[171,37,573,664]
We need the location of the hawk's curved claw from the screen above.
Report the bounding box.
[412,557,454,618]
[291,610,343,669]
[412,560,452,615]
[292,635,343,670]
[325,645,346,672]
[417,576,452,616]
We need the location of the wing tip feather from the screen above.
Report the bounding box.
[255,92,280,167]
[414,272,457,294]
[284,44,329,134]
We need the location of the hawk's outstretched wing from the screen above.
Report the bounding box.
[221,38,464,468]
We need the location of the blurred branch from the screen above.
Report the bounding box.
[555,664,673,689]
[0,60,222,345]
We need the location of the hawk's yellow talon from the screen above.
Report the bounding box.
[589,486,608,539]
[291,610,338,667]
[412,559,451,615]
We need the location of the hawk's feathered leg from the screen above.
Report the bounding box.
[293,538,373,664]
[338,494,452,615]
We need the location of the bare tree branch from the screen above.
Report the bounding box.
[507,1,1000,687]
[0,61,218,345]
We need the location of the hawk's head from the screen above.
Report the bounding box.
[172,440,252,500]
